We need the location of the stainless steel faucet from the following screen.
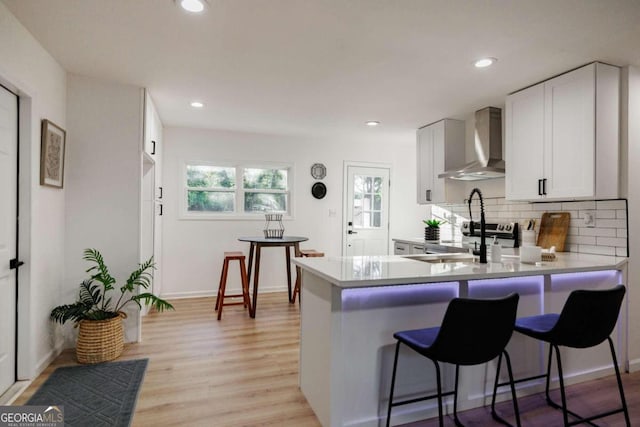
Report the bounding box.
[468,188,487,263]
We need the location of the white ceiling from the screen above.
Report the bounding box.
[4,0,640,143]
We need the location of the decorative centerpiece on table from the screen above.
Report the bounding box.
[423,218,446,242]
[264,213,285,238]
[50,248,174,364]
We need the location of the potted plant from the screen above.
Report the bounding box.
[50,248,174,364]
[423,218,446,242]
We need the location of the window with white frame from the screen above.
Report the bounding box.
[184,162,292,217]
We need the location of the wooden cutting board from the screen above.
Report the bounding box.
[536,212,571,251]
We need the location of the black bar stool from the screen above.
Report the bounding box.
[493,285,630,426]
[386,293,521,427]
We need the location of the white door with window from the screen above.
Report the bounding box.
[343,164,390,256]
[0,85,17,396]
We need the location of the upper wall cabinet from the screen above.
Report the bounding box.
[417,119,465,204]
[505,62,620,201]
[143,91,163,191]
[143,92,161,160]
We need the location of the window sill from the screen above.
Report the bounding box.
[179,212,293,221]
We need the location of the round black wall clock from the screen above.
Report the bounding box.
[311,182,327,199]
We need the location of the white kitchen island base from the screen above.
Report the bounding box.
[295,254,628,427]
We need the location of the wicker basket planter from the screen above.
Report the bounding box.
[51,250,173,363]
[76,312,126,364]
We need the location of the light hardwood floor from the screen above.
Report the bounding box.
[14,293,640,426]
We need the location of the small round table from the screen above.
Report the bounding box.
[238,236,309,318]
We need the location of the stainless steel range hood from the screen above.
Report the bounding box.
[438,106,505,180]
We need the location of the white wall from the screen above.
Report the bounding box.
[161,127,423,298]
[65,75,143,343]
[624,66,640,371]
[0,3,67,379]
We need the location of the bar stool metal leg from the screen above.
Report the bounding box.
[491,351,522,427]
[452,364,461,427]
[434,360,444,427]
[610,337,632,427]
[386,342,401,427]
[554,344,571,427]
[543,340,630,427]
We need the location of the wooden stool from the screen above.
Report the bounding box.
[215,251,252,320]
[293,249,324,303]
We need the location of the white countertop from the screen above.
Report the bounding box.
[293,252,628,288]
[392,237,426,245]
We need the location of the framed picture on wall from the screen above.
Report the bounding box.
[40,119,66,188]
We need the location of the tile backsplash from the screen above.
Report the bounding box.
[431,198,628,257]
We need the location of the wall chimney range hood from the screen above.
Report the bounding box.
[438,106,505,181]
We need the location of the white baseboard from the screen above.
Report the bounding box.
[628,358,640,372]
[33,343,65,379]
[162,285,288,300]
[6,343,66,404]
[0,381,31,405]
[161,290,216,299]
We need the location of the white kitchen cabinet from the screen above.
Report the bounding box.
[416,119,465,204]
[142,91,164,299]
[143,95,160,158]
[410,243,425,254]
[504,84,545,200]
[393,240,425,254]
[393,241,409,255]
[505,62,619,201]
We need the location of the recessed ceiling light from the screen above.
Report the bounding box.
[366,121,380,126]
[474,57,497,68]
[191,101,204,108]
[178,0,206,13]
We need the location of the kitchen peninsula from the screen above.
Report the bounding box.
[293,253,628,427]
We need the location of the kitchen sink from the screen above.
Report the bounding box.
[402,253,476,264]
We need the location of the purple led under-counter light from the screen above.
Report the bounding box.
[550,269,621,291]
[468,275,544,298]
[340,270,621,312]
[341,282,459,311]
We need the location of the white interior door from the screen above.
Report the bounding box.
[343,164,390,256]
[0,85,17,396]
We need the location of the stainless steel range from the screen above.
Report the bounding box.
[423,221,519,254]
[461,221,519,251]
